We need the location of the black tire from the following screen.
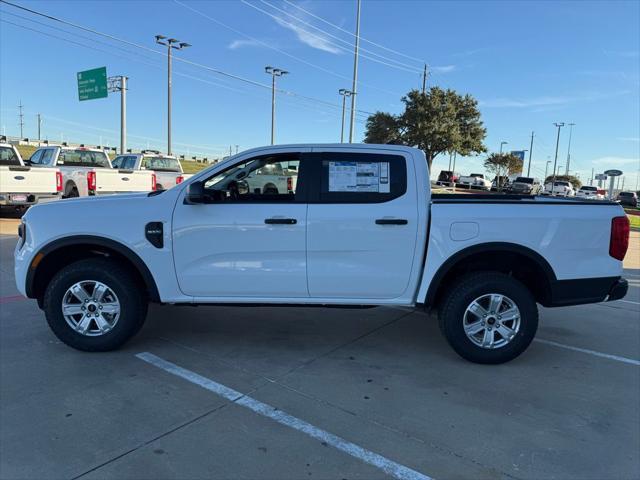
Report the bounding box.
[63,184,79,199]
[438,272,538,364]
[43,258,148,351]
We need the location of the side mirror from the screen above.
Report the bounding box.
[184,181,205,204]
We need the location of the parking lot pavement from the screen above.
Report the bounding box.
[1,223,639,480]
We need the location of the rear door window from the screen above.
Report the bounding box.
[0,146,20,166]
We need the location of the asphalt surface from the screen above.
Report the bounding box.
[0,217,638,480]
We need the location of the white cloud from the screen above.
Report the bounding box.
[480,90,631,109]
[591,156,640,167]
[269,10,342,54]
[431,65,456,74]
[227,39,264,50]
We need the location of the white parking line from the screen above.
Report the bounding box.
[617,299,640,305]
[534,339,640,366]
[136,352,432,480]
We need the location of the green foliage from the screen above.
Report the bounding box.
[543,174,582,189]
[483,152,523,176]
[363,87,487,167]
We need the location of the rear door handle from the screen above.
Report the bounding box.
[265,218,297,225]
[375,218,408,225]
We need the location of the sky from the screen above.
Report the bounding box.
[1,0,639,188]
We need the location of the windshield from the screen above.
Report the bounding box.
[554,181,570,186]
[619,192,633,197]
[0,146,20,166]
[59,149,110,168]
[142,156,181,172]
[580,186,597,191]
[514,177,533,184]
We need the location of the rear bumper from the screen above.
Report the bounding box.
[0,193,60,206]
[547,276,628,307]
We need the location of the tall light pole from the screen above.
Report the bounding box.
[551,122,565,186]
[545,160,551,180]
[265,66,288,145]
[338,89,352,143]
[348,0,361,143]
[108,76,128,154]
[527,131,535,177]
[499,141,508,153]
[156,35,190,155]
[565,122,575,175]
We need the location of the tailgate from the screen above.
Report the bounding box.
[94,169,155,193]
[0,166,58,194]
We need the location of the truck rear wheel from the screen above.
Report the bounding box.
[438,272,538,364]
[43,258,148,351]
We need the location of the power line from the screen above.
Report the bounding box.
[173,0,401,97]
[257,0,423,73]
[1,0,372,117]
[241,0,423,74]
[281,0,425,64]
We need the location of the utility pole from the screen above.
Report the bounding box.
[265,66,288,145]
[18,100,24,139]
[527,131,534,177]
[545,160,551,180]
[156,35,191,155]
[348,0,361,143]
[37,113,42,144]
[551,122,565,186]
[590,167,594,186]
[565,122,575,175]
[108,76,128,154]
[451,151,457,192]
[235,145,239,154]
[421,64,428,94]
[338,89,352,143]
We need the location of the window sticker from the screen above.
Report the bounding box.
[328,161,390,193]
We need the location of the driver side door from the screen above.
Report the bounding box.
[172,150,310,299]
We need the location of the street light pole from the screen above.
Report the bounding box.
[527,131,535,177]
[565,123,575,175]
[545,160,551,180]
[338,89,352,143]
[108,76,128,154]
[551,122,565,186]
[348,0,361,143]
[265,66,288,145]
[156,35,190,155]
[500,141,507,154]
[498,141,508,191]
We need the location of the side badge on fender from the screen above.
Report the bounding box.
[145,222,164,248]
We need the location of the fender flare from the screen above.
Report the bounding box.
[26,235,160,302]
[423,242,557,306]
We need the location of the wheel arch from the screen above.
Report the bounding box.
[424,242,557,308]
[26,235,160,304]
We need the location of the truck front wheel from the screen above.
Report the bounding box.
[438,272,538,364]
[43,258,148,351]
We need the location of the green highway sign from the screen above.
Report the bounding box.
[77,67,108,101]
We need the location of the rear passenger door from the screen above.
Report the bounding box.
[306,149,419,300]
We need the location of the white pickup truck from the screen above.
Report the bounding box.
[14,144,630,364]
[111,151,189,191]
[0,143,62,209]
[28,146,156,197]
[457,173,491,190]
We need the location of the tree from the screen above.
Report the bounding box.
[483,152,524,177]
[363,87,487,168]
[544,174,582,189]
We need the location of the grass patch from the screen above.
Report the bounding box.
[629,214,640,230]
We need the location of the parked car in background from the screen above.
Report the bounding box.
[543,181,575,197]
[28,146,156,197]
[436,170,459,186]
[14,144,630,365]
[111,151,191,190]
[0,142,62,210]
[457,173,491,190]
[509,177,542,195]
[576,185,604,200]
[616,191,638,207]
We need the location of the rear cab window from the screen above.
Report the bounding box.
[58,149,110,168]
[142,156,181,172]
[0,146,21,166]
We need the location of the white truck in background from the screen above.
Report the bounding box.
[28,146,157,197]
[0,143,62,209]
[457,173,491,190]
[111,151,191,191]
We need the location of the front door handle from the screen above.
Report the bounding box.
[375,218,408,225]
[265,218,297,225]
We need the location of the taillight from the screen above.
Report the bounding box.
[151,173,157,191]
[287,177,293,192]
[87,171,96,191]
[610,216,630,261]
[55,171,63,192]
[176,175,184,185]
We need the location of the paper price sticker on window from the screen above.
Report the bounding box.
[328,161,390,193]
